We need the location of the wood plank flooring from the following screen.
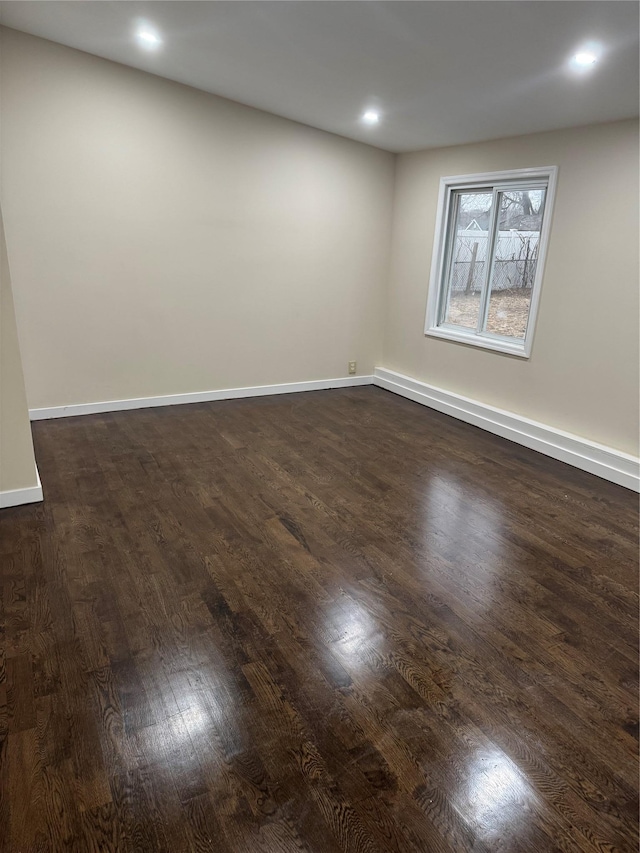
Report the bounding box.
[1,386,638,852]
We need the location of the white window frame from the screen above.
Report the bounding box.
[424,166,558,358]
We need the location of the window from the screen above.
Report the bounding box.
[424,166,557,357]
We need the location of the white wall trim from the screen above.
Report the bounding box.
[373,368,640,492]
[29,375,375,421]
[24,369,638,492]
[0,464,43,509]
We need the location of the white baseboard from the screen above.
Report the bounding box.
[0,464,43,509]
[24,369,638,492]
[373,368,640,492]
[28,375,375,421]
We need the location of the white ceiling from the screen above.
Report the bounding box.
[1,1,637,153]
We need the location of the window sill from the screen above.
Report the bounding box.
[425,325,530,358]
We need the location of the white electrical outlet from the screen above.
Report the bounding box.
[348,361,357,375]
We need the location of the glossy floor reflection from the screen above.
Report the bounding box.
[1,387,638,851]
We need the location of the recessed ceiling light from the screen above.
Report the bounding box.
[573,51,598,67]
[569,44,601,71]
[136,28,162,49]
[362,110,380,125]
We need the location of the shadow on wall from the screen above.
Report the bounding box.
[0,206,41,506]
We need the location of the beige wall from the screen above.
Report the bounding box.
[0,206,38,493]
[0,28,395,409]
[2,28,638,461]
[384,120,640,456]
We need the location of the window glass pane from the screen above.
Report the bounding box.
[483,188,546,340]
[443,190,493,330]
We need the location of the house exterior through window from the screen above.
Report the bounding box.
[424,166,558,358]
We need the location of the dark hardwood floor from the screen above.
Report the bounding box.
[1,386,638,852]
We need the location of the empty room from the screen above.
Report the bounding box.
[0,1,638,851]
